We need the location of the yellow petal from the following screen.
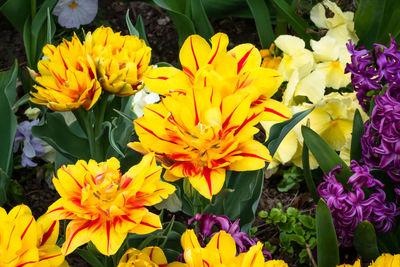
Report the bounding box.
[206,231,237,263]
[61,220,91,255]
[179,35,211,79]
[142,247,168,265]
[188,168,226,200]
[90,219,127,256]
[228,140,271,171]
[228,43,261,75]
[130,212,162,235]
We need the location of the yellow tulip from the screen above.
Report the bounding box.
[46,153,175,256]
[118,246,186,267]
[260,44,282,70]
[0,205,67,267]
[129,87,271,199]
[337,259,361,267]
[30,34,101,111]
[85,26,151,96]
[179,229,288,267]
[369,254,400,267]
[144,33,291,122]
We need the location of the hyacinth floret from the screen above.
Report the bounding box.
[318,161,398,247]
[188,213,271,259]
[345,38,400,110]
[361,84,400,181]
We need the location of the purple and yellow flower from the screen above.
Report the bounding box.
[30,34,101,111]
[318,161,398,246]
[129,87,271,200]
[0,205,67,266]
[85,26,151,96]
[46,153,175,255]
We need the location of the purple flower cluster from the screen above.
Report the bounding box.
[317,161,398,247]
[13,120,44,167]
[188,213,271,259]
[345,38,400,110]
[361,84,400,181]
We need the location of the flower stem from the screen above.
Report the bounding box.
[73,108,99,161]
[94,92,111,139]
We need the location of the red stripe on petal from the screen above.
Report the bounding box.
[144,168,161,180]
[21,217,34,239]
[135,121,177,144]
[203,259,210,267]
[234,112,261,135]
[40,220,57,246]
[39,253,63,262]
[192,88,200,125]
[146,76,168,80]
[237,153,268,161]
[106,221,111,255]
[16,261,37,267]
[203,168,213,198]
[237,47,254,74]
[182,66,194,79]
[222,105,240,129]
[47,206,65,214]
[208,35,222,64]
[190,37,200,70]
[64,222,90,254]
[62,166,83,188]
[140,221,160,229]
[144,106,165,119]
[264,107,290,119]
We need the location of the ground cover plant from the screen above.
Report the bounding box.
[1,0,400,266]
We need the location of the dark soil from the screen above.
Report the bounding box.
[3,1,316,266]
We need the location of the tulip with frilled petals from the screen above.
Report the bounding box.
[46,153,175,256]
[144,33,291,122]
[118,247,186,267]
[179,229,288,267]
[0,205,67,267]
[85,26,151,96]
[368,254,400,266]
[129,87,271,200]
[30,34,101,111]
[337,259,361,267]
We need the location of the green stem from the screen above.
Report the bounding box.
[94,92,111,139]
[73,109,99,161]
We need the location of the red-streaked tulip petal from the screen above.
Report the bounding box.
[61,220,92,255]
[188,168,225,200]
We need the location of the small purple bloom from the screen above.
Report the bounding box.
[318,161,398,247]
[13,120,44,167]
[187,213,271,259]
[361,84,400,181]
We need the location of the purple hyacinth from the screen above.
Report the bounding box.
[361,84,400,181]
[345,38,400,111]
[318,161,398,247]
[13,120,44,167]
[187,213,271,259]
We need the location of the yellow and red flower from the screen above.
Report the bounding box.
[118,246,186,267]
[179,229,288,267]
[144,33,291,122]
[46,153,175,256]
[30,34,101,111]
[129,86,270,199]
[85,26,151,96]
[0,205,66,267]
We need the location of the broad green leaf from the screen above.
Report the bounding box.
[201,0,251,18]
[23,18,34,68]
[302,141,319,203]
[76,248,105,267]
[270,0,314,45]
[0,62,18,176]
[246,0,274,48]
[32,112,91,161]
[0,0,30,32]
[31,0,57,38]
[126,9,140,37]
[265,108,313,159]
[301,126,352,185]
[0,168,9,205]
[190,0,214,40]
[354,221,380,263]
[354,0,382,48]
[350,109,364,162]
[316,199,339,267]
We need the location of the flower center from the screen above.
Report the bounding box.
[69,1,78,9]
[330,61,341,69]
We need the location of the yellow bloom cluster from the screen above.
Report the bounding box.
[337,253,400,267]
[0,205,67,267]
[118,229,288,267]
[131,33,291,199]
[262,0,364,171]
[46,153,175,256]
[30,27,151,111]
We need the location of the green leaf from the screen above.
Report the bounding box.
[135,15,150,46]
[302,140,319,202]
[270,0,314,44]
[0,169,9,205]
[246,0,274,48]
[201,0,251,18]
[0,61,18,175]
[350,109,364,162]
[12,93,30,109]
[31,0,57,38]
[190,0,214,40]
[23,18,34,67]
[126,9,140,37]
[265,108,313,159]
[316,199,339,267]
[301,126,352,185]
[353,221,380,263]
[32,112,91,161]
[0,0,30,32]
[76,248,105,267]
